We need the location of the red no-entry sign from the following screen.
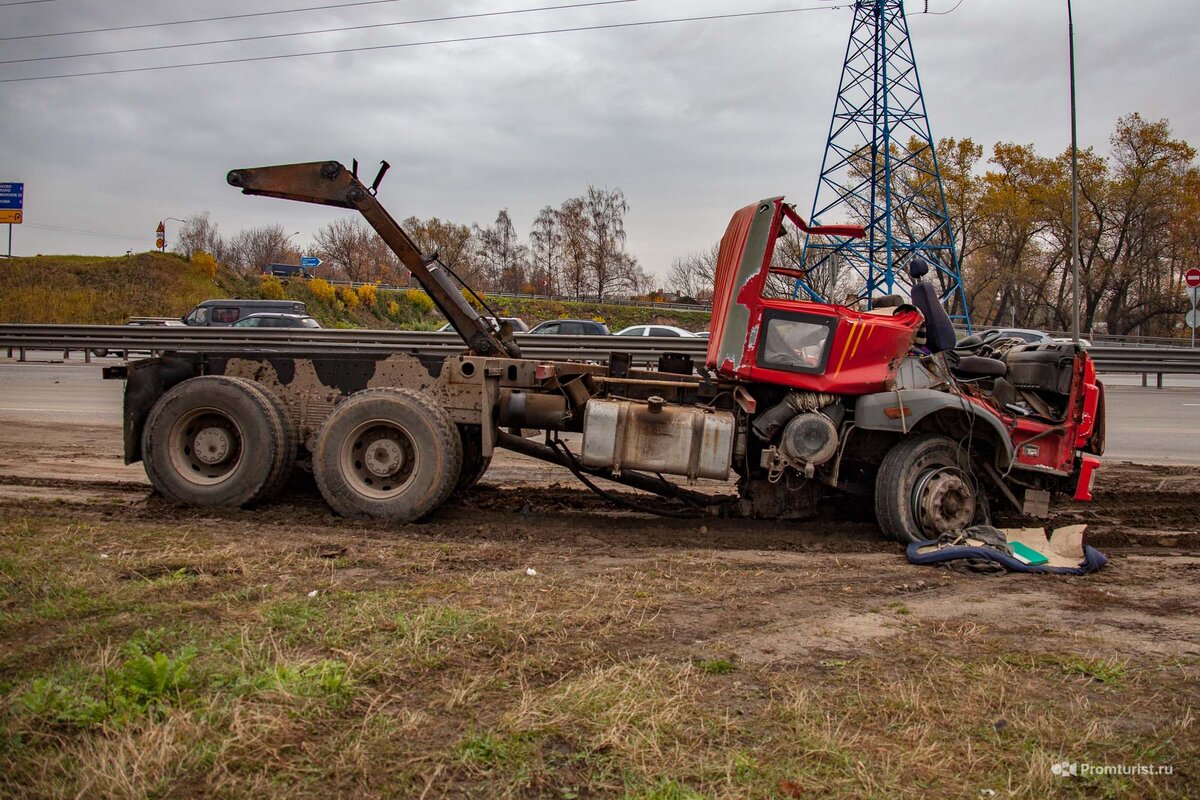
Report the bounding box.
[1187,268,1200,288]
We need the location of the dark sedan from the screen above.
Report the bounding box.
[527,319,611,336]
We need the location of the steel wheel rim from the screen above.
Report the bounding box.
[339,418,419,500]
[911,465,976,537]
[168,406,244,486]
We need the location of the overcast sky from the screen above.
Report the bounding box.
[1,0,1197,282]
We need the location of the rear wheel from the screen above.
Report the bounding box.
[874,434,989,543]
[313,388,462,521]
[229,379,297,502]
[142,376,283,507]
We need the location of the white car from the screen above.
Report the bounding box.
[615,325,698,338]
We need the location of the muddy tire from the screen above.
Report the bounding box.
[230,379,297,502]
[454,425,492,493]
[142,375,283,508]
[313,388,462,521]
[874,434,989,543]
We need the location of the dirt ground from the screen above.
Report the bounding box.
[1,418,1197,797]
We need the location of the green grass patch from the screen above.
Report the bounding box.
[695,657,736,675]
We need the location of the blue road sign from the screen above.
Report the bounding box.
[0,183,24,210]
[299,256,322,268]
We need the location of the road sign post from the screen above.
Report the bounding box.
[1187,270,1200,348]
[0,182,24,258]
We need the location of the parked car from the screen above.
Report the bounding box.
[614,325,698,338]
[989,328,1056,345]
[438,317,530,333]
[183,299,308,327]
[232,313,321,329]
[527,319,610,336]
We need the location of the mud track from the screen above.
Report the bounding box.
[0,416,1195,553]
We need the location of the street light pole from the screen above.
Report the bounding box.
[163,217,187,252]
[1068,0,1081,345]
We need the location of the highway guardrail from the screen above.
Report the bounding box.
[1,325,1198,383]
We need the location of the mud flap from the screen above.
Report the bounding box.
[1074,454,1100,501]
[121,356,199,464]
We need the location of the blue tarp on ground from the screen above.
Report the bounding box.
[906,540,1108,575]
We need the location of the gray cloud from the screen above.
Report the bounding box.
[1,0,1196,279]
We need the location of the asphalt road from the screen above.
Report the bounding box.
[1,360,1198,465]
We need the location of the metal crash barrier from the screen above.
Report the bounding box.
[1,324,1199,384]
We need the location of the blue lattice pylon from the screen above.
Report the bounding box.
[798,0,971,328]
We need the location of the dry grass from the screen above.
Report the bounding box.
[0,253,223,324]
[0,506,1196,799]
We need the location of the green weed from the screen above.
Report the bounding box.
[1056,655,1127,685]
[625,777,704,800]
[18,645,197,727]
[695,657,736,675]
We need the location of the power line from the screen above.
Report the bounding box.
[0,0,637,65]
[922,0,966,15]
[0,4,848,83]
[0,0,529,42]
[26,222,147,242]
[0,0,58,6]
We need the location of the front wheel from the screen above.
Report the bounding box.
[312,388,462,521]
[874,434,989,543]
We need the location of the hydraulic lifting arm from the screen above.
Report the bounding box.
[227,160,520,358]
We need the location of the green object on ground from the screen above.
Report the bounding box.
[1010,541,1049,565]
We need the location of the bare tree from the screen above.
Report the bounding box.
[558,197,591,299]
[474,210,528,293]
[175,211,227,263]
[667,243,719,301]
[550,188,647,300]
[313,217,376,281]
[226,224,296,274]
[585,186,634,300]
[402,216,478,287]
[529,205,564,296]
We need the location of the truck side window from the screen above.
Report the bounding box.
[758,312,836,373]
[185,308,208,325]
[212,308,240,324]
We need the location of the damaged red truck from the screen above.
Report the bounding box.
[108,161,1105,542]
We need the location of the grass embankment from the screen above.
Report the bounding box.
[0,254,222,325]
[0,252,712,332]
[0,508,1193,798]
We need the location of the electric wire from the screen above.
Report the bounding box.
[25,222,147,242]
[0,0,57,6]
[0,0,529,41]
[0,0,637,66]
[922,0,966,15]
[0,4,850,83]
